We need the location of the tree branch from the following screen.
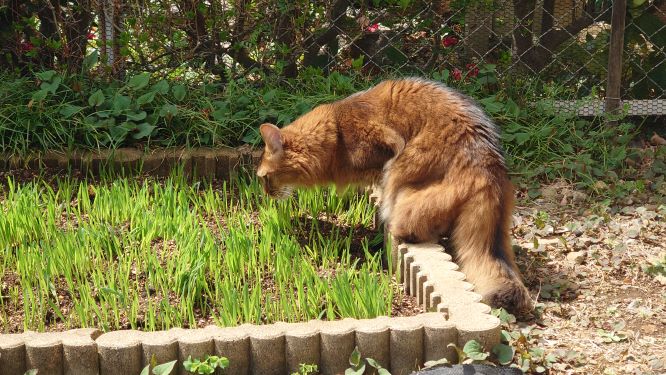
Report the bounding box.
[302,0,349,69]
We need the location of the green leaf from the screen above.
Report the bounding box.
[183,356,196,371]
[505,98,520,117]
[59,104,84,118]
[500,330,512,344]
[158,104,178,117]
[384,46,408,65]
[133,123,156,139]
[109,123,131,142]
[31,89,49,102]
[479,96,503,113]
[366,358,382,369]
[349,347,361,367]
[198,363,214,374]
[36,70,56,81]
[112,95,132,112]
[263,89,277,103]
[514,132,530,145]
[216,357,230,369]
[140,365,149,375]
[40,76,61,94]
[128,72,151,90]
[137,91,156,106]
[126,111,147,121]
[491,343,514,365]
[351,56,364,70]
[24,370,38,375]
[344,364,365,375]
[152,360,177,375]
[82,51,99,71]
[88,89,105,107]
[152,80,170,95]
[172,84,186,101]
[462,340,489,361]
[493,308,516,325]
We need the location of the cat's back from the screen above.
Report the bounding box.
[344,78,502,166]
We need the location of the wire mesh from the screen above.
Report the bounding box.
[4,0,664,110]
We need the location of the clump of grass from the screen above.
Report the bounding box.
[0,171,394,332]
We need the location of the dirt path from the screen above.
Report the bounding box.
[511,185,665,374]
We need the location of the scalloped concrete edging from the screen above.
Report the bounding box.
[1,152,500,375]
[0,147,263,178]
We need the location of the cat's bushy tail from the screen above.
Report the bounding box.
[451,178,533,315]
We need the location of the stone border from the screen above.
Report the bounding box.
[1,149,500,375]
[0,147,263,178]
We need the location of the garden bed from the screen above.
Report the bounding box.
[0,169,421,334]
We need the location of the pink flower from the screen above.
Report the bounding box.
[466,63,479,78]
[366,23,379,32]
[452,68,462,81]
[442,36,458,47]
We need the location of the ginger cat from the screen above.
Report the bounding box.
[256,78,533,314]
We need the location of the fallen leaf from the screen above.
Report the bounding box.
[650,132,666,146]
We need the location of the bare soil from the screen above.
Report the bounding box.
[511,183,666,375]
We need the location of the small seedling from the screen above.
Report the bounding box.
[183,355,229,374]
[597,329,628,343]
[534,211,550,230]
[642,253,666,277]
[346,347,390,375]
[447,340,491,364]
[291,363,318,375]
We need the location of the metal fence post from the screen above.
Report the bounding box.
[605,0,627,125]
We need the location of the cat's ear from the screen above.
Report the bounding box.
[259,123,283,156]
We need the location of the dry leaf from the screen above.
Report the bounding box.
[650,132,666,146]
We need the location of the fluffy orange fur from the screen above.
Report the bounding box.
[256,78,533,314]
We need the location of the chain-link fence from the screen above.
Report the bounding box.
[2,0,664,114]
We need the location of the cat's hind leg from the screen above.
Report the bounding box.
[387,181,462,243]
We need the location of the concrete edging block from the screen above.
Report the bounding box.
[175,328,215,375]
[212,325,251,375]
[25,332,63,375]
[96,330,143,375]
[283,323,320,375]
[318,319,357,375]
[0,333,30,375]
[141,331,178,370]
[389,316,424,375]
[248,324,286,375]
[355,316,391,370]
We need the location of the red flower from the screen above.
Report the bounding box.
[442,36,458,47]
[466,63,479,77]
[87,32,95,40]
[452,68,462,81]
[366,23,379,32]
[20,41,34,53]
